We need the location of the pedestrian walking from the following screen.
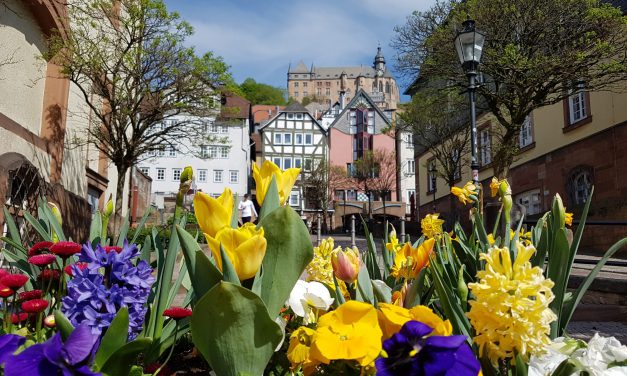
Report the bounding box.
[238,194,258,224]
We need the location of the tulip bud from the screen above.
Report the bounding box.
[331,247,360,284]
[48,202,62,243]
[103,194,114,218]
[179,166,194,194]
[44,315,56,328]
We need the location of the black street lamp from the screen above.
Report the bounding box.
[455,18,485,186]
[429,166,437,212]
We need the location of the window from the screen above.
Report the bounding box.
[289,191,299,206]
[294,157,302,168]
[229,170,239,183]
[304,134,313,145]
[317,82,322,87]
[214,170,223,183]
[317,88,322,96]
[568,81,588,125]
[407,160,415,175]
[346,163,355,177]
[479,128,492,166]
[519,115,534,148]
[406,133,414,147]
[295,134,303,145]
[284,158,292,169]
[157,146,166,157]
[287,113,294,119]
[273,157,282,168]
[451,150,462,180]
[303,91,308,97]
[283,133,292,145]
[274,133,282,145]
[304,158,312,172]
[407,189,416,202]
[220,146,229,159]
[294,91,299,97]
[294,82,299,87]
[325,88,330,96]
[167,146,177,157]
[220,125,228,133]
[201,145,209,158]
[209,146,218,158]
[198,169,207,183]
[156,168,165,181]
[210,122,219,133]
[325,82,331,87]
[172,168,181,181]
[516,189,542,216]
[427,159,437,192]
[385,82,391,94]
[296,113,303,120]
[139,167,150,176]
[303,82,307,87]
[568,167,593,206]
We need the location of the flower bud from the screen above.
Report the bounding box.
[179,166,194,194]
[103,195,114,218]
[331,247,360,284]
[48,202,62,225]
[44,315,56,328]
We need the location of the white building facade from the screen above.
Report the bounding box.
[258,102,328,208]
[399,132,417,215]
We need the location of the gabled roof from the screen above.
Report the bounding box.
[283,101,309,112]
[258,104,327,135]
[289,60,309,73]
[328,89,392,130]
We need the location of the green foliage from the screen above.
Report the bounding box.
[240,78,287,105]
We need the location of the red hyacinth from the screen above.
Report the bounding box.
[11,312,28,324]
[28,254,58,267]
[28,241,54,256]
[64,262,88,277]
[38,269,61,282]
[50,241,82,259]
[0,285,14,298]
[22,299,49,313]
[0,274,29,289]
[163,306,193,320]
[103,246,123,254]
[19,290,43,301]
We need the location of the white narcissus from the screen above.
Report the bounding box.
[287,280,334,324]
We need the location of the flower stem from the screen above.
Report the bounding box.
[153,323,179,376]
[35,312,42,343]
[2,298,7,332]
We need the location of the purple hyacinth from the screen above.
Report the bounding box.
[375,320,480,376]
[62,241,154,339]
[4,324,101,376]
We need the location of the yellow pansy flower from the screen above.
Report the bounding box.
[287,326,319,374]
[309,301,382,367]
[467,242,556,365]
[421,213,445,239]
[377,303,453,340]
[252,160,300,205]
[390,238,435,280]
[205,222,266,280]
[194,188,233,238]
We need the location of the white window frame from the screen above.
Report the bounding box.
[516,189,542,215]
[304,158,312,172]
[568,89,587,124]
[198,169,207,183]
[167,146,177,157]
[294,157,302,169]
[209,146,218,159]
[296,113,303,120]
[156,168,165,181]
[229,170,239,183]
[304,133,313,145]
[289,191,300,206]
[283,133,292,145]
[273,157,282,168]
[172,168,182,182]
[295,134,303,145]
[283,157,292,169]
[139,167,150,176]
[220,125,228,133]
[407,160,415,175]
[220,146,229,159]
[201,145,209,158]
[214,170,223,183]
[519,115,534,148]
[274,133,282,145]
[479,128,492,166]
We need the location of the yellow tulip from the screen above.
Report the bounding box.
[390,238,435,280]
[205,222,266,280]
[194,188,233,238]
[331,247,360,284]
[309,301,382,367]
[253,160,301,205]
[377,303,452,340]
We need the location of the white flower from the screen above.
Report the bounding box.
[287,280,334,324]
[575,333,627,375]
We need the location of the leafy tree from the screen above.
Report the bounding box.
[46,0,236,218]
[353,149,397,219]
[394,0,627,177]
[240,78,286,105]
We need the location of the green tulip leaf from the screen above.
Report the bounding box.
[100,337,152,376]
[176,226,222,301]
[53,311,74,341]
[220,243,241,285]
[259,175,280,220]
[95,307,129,369]
[258,206,314,317]
[356,265,375,305]
[191,282,283,376]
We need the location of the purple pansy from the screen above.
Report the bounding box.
[375,320,481,376]
[4,324,100,376]
[63,241,154,339]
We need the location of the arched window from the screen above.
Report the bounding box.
[567,166,593,206]
[385,82,391,94]
[379,82,383,92]
[372,82,376,92]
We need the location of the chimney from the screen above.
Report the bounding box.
[275,105,279,115]
[340,90,346,109]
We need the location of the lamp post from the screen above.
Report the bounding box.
[455,18,485,186]
[429,166,437,212]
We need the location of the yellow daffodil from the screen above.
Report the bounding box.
[309,301,382,367]
[331,247,360,284]
[194,188,233,238]
[467,242,556,365]
[386,228,401,253]
[205,222,266,280]
[488,229,533,247]
[451,181,478,205]
[377,303,453,340]
[390,238,435,280]
[287,326,319,374]
[421,213,445,239]
[253,160,301,205]
[565,211,573,227]
[491,177,513,222]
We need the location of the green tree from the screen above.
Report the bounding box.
[46,0,236,218]
[394,0,627,177]
[240,78,287,105]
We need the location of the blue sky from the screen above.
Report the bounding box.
[163,0,436,95]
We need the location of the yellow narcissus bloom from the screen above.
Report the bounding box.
[194,188,233,238]
[252,160,300,205]
[565,211,573,227]
[309,301,382,367]
[421,213,445,239]
[385,229,401,253]
[377,303,452,340]
[205,222,266,280]
[390,238,435,280]
[331,247,360,284]
[451,181,478,205]
[287,326,319,374]
[467,242,556,365]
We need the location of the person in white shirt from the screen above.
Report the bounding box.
[238,194,258,224]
